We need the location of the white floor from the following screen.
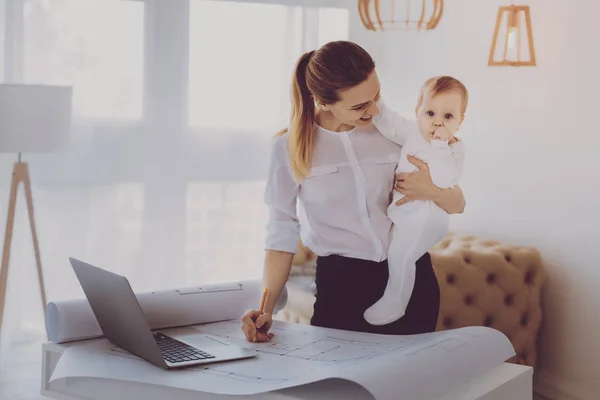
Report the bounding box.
[1,332,46,400]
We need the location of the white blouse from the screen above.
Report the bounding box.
[264,100,464,262]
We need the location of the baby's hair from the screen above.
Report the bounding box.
[417,76,469,114]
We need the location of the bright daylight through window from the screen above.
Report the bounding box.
[22,0,144,121]
[188,0,349,132]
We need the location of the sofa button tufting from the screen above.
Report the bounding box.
[486,273,496,284]
[521,313,529,327]
[446,274,456,284]
[524,270,534,284]
[504,254,512,263]
[504,295,513,306]
[443,317,453,327]
[463,256,471,264]
[484,315,494,327]
[464,295,474,306]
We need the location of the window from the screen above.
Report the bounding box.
[22,0,144,121]
[186,181,268,283]
[188,0,304,132]
[188,1,350,132]
[1,0,352,292]
[184,0,351,280]
[317,7,350,46]
[0,0,6,82]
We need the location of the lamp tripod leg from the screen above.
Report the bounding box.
[0,162,47,338]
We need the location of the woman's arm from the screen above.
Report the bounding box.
[262,250,294,314]
[262,134,300,300]
[241,250,294,343]
[394,155,466,214]
[241,134,299,342]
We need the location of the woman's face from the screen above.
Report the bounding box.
[320,70,381,128]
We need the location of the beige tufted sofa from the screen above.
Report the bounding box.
[430,233,547,367]
[275,233,547,369]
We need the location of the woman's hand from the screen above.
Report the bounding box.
[394,155,442,206]
[241,309,274,342]
[394,155,466,214]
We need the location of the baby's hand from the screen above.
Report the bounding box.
[432,126,451,142]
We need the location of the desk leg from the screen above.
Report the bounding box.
[41,347,81,400]
[484,367,533,400]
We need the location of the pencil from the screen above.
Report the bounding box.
[253,288,268,343]
[259,288,268,315]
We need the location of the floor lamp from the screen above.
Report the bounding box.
[0,83,73,336]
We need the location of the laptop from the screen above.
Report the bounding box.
[69,257,257,369]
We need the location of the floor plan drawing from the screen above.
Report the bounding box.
[186,320,448,383]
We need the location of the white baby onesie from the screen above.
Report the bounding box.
[363,100,465,326]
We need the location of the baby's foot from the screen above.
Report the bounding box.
[363,292,407,326]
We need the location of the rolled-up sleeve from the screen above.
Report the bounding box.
[264,134,300,253]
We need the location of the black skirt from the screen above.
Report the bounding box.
[310,253,440,335]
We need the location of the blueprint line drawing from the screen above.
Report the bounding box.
[185,320,460,383]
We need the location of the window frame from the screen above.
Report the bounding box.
[1,0,352,186]
[0,0,351,283]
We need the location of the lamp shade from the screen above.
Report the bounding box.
[358,0,444,31]
[488,5,536,67]
[0,83,73,153]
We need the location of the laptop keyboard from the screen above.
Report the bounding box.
[153,333,215,364]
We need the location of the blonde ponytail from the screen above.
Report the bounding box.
[277,42,375,182]
[277,50,316,182]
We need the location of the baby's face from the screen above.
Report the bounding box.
[416,89,464,139]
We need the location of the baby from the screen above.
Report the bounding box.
[364,76,468,326]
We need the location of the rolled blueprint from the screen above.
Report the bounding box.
[45,279,288,343]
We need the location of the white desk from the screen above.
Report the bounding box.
[41,339,532,400]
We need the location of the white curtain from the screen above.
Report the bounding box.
[0,0,350,339]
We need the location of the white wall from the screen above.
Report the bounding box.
[349,1,600,399]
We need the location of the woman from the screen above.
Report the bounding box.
[241,41,465,342]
